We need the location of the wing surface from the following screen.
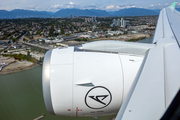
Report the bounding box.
[116,2,180,120]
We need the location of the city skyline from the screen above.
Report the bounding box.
[0,0,179,12]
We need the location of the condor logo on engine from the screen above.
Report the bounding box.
[85,86,112,109]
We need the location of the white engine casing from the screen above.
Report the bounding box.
[42,47,143,116]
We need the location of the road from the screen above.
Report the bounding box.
[22,42,54,50]
[62,35,78,41]
[19,35,54,50]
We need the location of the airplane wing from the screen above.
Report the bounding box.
[115,2,180,120]
[42,1,180,119]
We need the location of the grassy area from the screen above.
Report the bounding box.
[31,46,47,54]
[126,37,146,42]
[2,52,36,63]
[0,67,116,120]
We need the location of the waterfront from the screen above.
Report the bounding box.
[0,38,152,120]
[0,66,115,120]
[138,37,152,43]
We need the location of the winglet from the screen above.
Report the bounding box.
[170,1,177,8]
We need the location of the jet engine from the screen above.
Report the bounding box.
[42,44,144,116]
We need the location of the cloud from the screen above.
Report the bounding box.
[70,2,74,5]
[50,2,103,11]
[40,2,180,12]
[50,4,62,9]
[82,4,100,9]
[177,3,180,6]
[28,4,38,11]
[146,2,171,9]
[106,5,115,9]
[50,2,79,10]
[1,1,176,12]
[106,4,136,11]
[117,4,135,7]
[150,4,154,7]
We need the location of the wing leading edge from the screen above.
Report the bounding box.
[116,2,180,120]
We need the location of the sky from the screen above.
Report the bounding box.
[0,0,180,12]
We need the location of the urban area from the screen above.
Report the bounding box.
[0,15,158,74]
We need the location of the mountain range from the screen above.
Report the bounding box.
[54,9,111,17]
[0,9,54,19]
[0,8,179,19]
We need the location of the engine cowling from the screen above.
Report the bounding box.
[42,46,143,116]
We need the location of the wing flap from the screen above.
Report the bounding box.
[116,46,165,120]
[166,7,180,47]
[116,3,180,119]
[164,43,180,108]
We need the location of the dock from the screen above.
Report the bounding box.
[0,65,7,72]
[33,115,45,120]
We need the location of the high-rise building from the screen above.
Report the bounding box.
[117,19,121,27]
[111,18,128,28]
[123,20,126,28]
[92,17,94,22]
[121,18,124,27]
[113,19,117,27]
[126,21,130,26]
[85,18,92,22]
[91,16,97,22]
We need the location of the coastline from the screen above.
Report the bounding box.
[0,37,152,76]
[0,63,41,75]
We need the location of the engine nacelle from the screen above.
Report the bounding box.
[42,47,143,116]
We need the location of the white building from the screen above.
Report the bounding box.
[113,19,117,27]
[117,19,121,27]
[108,31,124,36]
[91,16,97,22]
[111,18,128,28]
[85,18,91,22]
[79,35,95,38]
[93,25,97,29]
[121,18,124,27]
[123,20,126,28]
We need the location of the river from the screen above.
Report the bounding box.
[0,66,115,120]
[0,38,152,120]
[138,37,153,43]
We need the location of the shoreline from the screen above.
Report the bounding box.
[0,63,41,75]
[0,37,152,76]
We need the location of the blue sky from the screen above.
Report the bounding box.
[0,0,179,12]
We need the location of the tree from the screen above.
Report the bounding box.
[61,27,64,35]
[39,57,44,62]
[27,51,31,60]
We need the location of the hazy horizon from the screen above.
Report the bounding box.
[0,0,179,12]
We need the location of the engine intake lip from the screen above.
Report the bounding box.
[42,50,55,115]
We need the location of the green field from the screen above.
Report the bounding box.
[0,67,115,120]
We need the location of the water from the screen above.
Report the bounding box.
[0,67,115,120]
[138,37,153,43]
